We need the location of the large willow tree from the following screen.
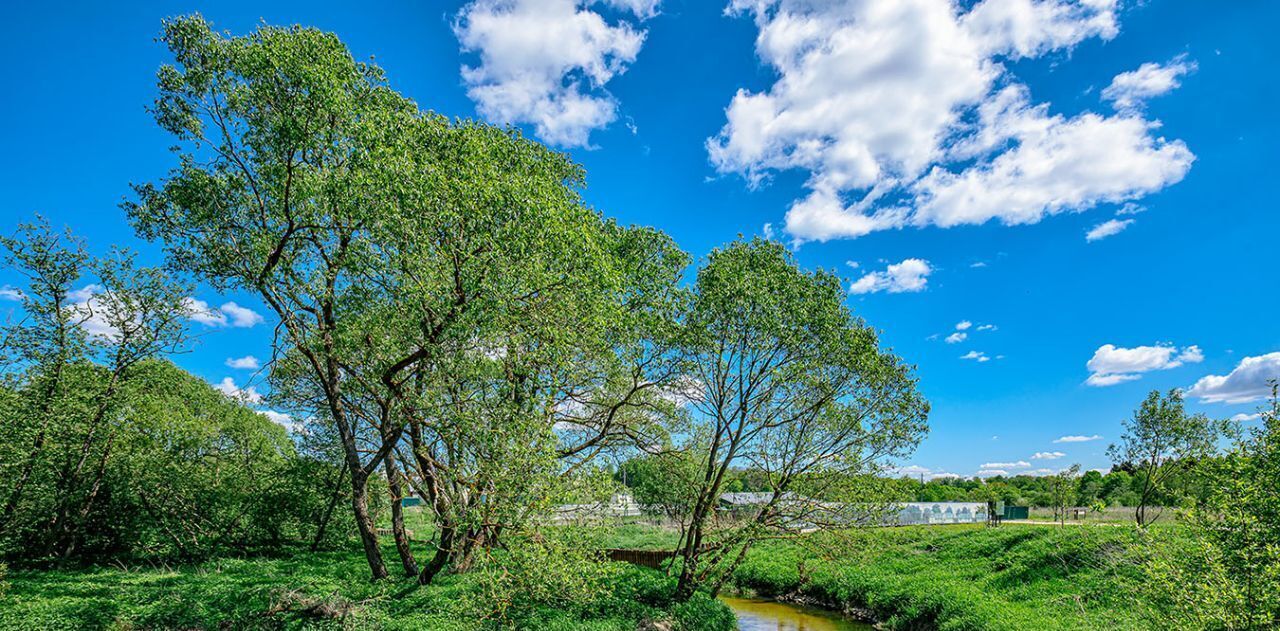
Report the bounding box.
[128,15,687,581]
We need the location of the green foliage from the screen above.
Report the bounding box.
[128,14,695,583]
[1141,391,1280,629]
[465,528,622,623]
[898,461,1188,510]
[1108,389,1226,526]
[670,593,738,631]
[0,220,338,564]
[618,453,699,523]
[673,238,928,597]
[1047,464,1082,523]
[0,359,343,563]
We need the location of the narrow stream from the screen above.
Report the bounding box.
[719,596,873,631]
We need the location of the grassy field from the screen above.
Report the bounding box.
[0,544,731,631]
[1023,506,1180,524]
[0,519,1174,630]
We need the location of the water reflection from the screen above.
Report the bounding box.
[719,596,872,631]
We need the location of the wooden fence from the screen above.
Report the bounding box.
[602,548,676,569]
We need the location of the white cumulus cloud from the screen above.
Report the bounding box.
[849,258,932,294]
[893,464,959,480]
[1187,352,1280,404]
[214,377,264,404]
[454,0,655,147]
[911,89,1192,231]
[961,350,991,362]
[226,355,261,370]
[184,299,264,328]
[709,0,1192,244]
[946,332,968,344]
[260,410,303,432]
[1086,343,1203,386]
[220,302,264,328]
[184,297,227,326]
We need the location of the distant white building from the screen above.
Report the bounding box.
[551,492,642,522]
[718,492,785,508]
[893,502,987,525]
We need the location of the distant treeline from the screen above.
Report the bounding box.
[893,464,1207,508]
[623,461,1206,509]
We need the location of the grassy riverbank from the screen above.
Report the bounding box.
[0,522,1174,630]
[0,545,731,630]
[728,524,1159,630]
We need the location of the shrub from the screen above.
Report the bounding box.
[671,592,736,631]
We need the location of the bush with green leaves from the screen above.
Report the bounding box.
[1141,391,1280,629]
[0,358,346,563]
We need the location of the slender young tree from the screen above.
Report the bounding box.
[1148,386,1280,628]
[0,221,190,557]
[1047,464,1082,525]
[1108,389,1225,527]
[673,239,928,600]
[0,220,89,532]
[48,250,192,560]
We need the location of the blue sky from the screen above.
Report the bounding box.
[1,0,1276,479]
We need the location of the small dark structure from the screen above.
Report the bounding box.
[1002,505,1030,520]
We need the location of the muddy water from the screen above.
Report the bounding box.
[719,596,873,631]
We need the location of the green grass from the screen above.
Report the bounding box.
[0,544,731,630]
[1,520,1172,630]
[600,522,681,550]
[727,524,1160,631]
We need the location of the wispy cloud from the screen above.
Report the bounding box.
[1085,218,1134,242]
[1053,434,1102,443]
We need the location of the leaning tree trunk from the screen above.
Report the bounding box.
[0,367,65,531]
[348,468,389,580]
[311,463,348,552]
[675,494,713,601]
[451,525,491,574]
[418,523,455,585]
[385,452,418,577]
[324,358,388,581]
